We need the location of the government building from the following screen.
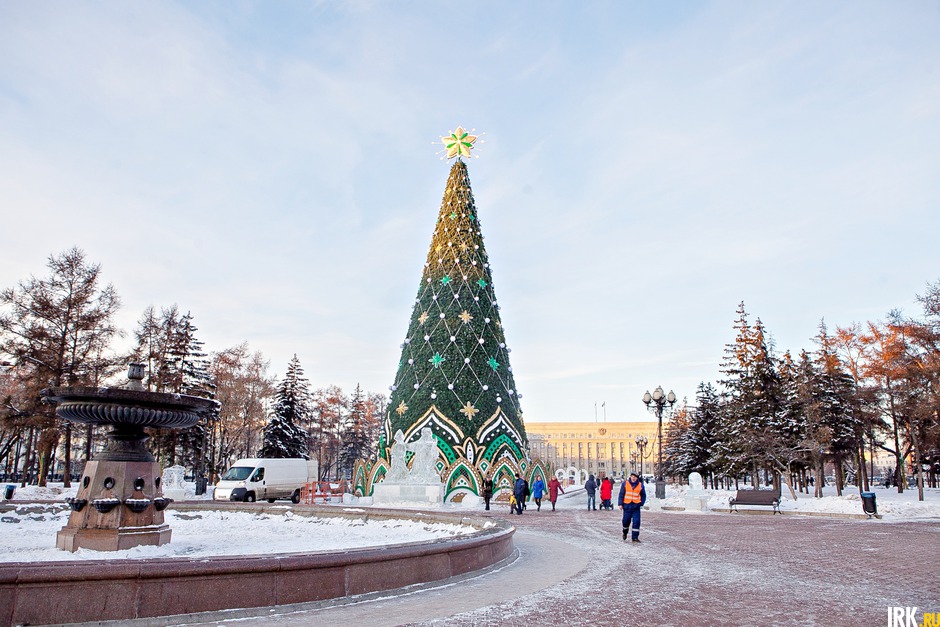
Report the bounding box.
[525,421,663,479]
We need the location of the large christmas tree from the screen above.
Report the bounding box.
[377,129,531,496]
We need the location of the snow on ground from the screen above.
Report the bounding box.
[7,480,940,521]
[0,504,476,563]
[656,482,940,519]
[1,480,936,565]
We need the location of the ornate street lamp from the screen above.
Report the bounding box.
[634,435,648,477]
[642,385,677,499]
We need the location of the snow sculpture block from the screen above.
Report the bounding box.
[162,464,187,501]
[685,471,707,511]
[372,482,444,505]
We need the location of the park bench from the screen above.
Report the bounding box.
[729,489,781,514]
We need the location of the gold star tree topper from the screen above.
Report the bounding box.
[441,126,478,159]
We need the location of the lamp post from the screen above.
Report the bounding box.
[642,386,676,499]
[634,435,648,477]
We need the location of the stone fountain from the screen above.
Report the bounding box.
[41,363,218,552]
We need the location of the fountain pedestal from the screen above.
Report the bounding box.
[57,459,171,552]
[43,364,217,552]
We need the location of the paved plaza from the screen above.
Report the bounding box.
[123,495,939,627]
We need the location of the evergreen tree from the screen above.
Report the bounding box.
[132,307,214,467]
[685,382,722,485]
[259,414,308,459]
[812,321,861,494]
[714,303,784,485]
[166,311,214,396]
[259,355,310,459]
[385,158,527,470]
[662,400,692,477]
[791,349,830,497]
[132,305,179,393]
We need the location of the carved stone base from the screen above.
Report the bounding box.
[57,524,172,552]
[58,459,170,552]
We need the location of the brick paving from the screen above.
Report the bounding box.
[410,501,940,627]
[150,496,939,627]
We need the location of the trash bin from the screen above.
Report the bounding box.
[195,476,208,496]
[3,485,14,500]
[861,491,877,517]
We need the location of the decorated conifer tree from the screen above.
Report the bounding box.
[380,128,529,490]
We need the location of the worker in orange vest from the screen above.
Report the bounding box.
[619,471,647,543]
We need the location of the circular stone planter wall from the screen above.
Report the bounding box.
[0,503,515,626]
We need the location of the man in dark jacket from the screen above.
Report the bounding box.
[584,474,597,510]
[513,473,527,515]
[619,471,647,542]
[482,474,494,511]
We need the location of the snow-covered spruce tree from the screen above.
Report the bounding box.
[759,348,815,499]
[789,349,830,497]
[136,309,215,468]
[684,382,722,487]
[714,303,784,487]
[709,303,755,480]
[383,153,527,478]
[167,312,215,469]
[258,414,308,459]
[166,311,214,395]
[258,355,310,459]
[662,400,693,477]
[812,321,861,495]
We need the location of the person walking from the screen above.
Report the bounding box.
[585,474,597,511]
[532,476,545,511]
[513,473,527,516]
[482,474,494,511]
[547,475,564,511]
[619,471,647,542]
[600,475,613,510]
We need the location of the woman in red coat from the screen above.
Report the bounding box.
[600,476,614,510]
[547,476,565,511]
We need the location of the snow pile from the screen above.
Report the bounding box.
[0,506,477,563]
[3,482,218,502]
[656,483,940,519]
[4,483,78,502]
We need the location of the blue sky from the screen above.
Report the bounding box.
[2,2,938,423]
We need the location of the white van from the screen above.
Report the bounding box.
[213,458,318,504]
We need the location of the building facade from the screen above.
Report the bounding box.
[525,421,663,479]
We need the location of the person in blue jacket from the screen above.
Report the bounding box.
[531,476,546,511]
[619,471,647,542]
